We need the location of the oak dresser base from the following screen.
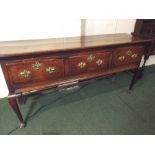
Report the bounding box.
[0,33,152,128]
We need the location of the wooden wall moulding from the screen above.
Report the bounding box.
[0,33,152,128]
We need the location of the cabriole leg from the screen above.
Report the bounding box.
[8,96,26,128]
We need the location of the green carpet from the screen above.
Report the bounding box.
[0,65,155,135]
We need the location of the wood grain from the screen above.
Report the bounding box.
[0,33,152,57]
[0,33,152,127]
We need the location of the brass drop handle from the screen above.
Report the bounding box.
[118,56,125,62]
[46,66,55,74]
[20,69,31,78]
[96,59,104,66]
[127,50,138,59]
[131,53,138,58]
[32,61,43,70]
[77,62,86,69]
[87,54,96,62]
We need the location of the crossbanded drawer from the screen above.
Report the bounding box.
[113,45,144,67]
[68,51,112,75]
[5,57,65,84]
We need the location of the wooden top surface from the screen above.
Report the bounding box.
[0,33,152,58]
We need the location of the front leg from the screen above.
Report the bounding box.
[138,41,153,79]
[129,68,139,92]
[8,95,26,128]
[137,54,149,79]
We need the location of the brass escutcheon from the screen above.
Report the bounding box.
[46,66,55,74]
[77,62,86,69]
[20,69,31,78]
[32,61,43,70]
[87,54,96,62]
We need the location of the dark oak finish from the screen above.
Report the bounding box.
[0,33,152,58]
[113,45,144,67]
[0,33,152,128]
[6,57,65,84]
[69,51,112,75]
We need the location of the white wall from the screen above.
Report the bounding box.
[85,19,136,35]
[0,19,155,98]
[0,19,81,41]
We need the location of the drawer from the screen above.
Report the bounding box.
[6,57,65,84]
[113,46,144,67]
[69,51,112,75]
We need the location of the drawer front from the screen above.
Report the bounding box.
[6,57,64,84]
[69,51,112,75]
[113,46,144,67]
